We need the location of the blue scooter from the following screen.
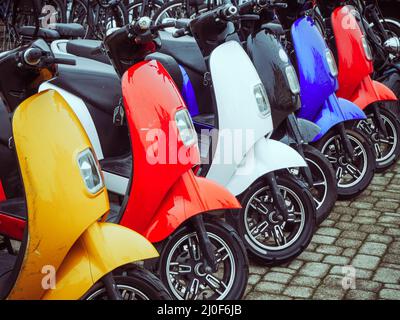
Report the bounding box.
[276,1,376,199]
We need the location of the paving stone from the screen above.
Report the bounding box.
[299,262,330,278]
[357,209,381,218]
[254,281,285,294]
[352,216,377,224]
[339,214,354,222]
[332,206,358,215]
[359,225,385,234]
[311,235,336,245]
[379,289,400,300]
[298,251,324,262]
[342,248,358,258]
[291,276,320,288]
[346,290,377,300]
[268,267,296,275]
[359,242,387,256]
[323,255,351,265]
[248,274,261,286]
[382,254,400,264]
[283,286,313,299]
[350,202,373,210]
[341,230,368,241]
[313,286,346,300]
[373,268,400,284]
[385,228,400,237]
[352,254,381,270]
[375,201,399,210]
[366,234,393,244]
[287,260,304,271]
[335,222,360,231]
[335,238,363,249]
[355,280,382,292]
[249,265,268,275]
[316,245,343,255]
[263,272,293,284]
[245,291,292,300]
[319,219,336,227]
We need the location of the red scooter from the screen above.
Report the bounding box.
[316,0,400,172]
[0,19,249,300]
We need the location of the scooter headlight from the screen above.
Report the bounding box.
[361,36,373,61]
[77,148,104,194]
[325,49,338,77]
[254,83,271,117]
[285,65,300,95]
[175,109,197,147]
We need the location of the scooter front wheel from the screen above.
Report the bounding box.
[82,268,171,300]
[314,127,376,199]
[231,174,316,266]
[157,220,249,300]
[356,107,400,172]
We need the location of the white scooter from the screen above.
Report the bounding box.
[159,4,317,265]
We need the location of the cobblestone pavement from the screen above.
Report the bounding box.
[245,162,400,300]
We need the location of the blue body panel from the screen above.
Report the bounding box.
[179,65,200,117]
[291,16,366,141]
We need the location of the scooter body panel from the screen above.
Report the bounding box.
[39,82,104,160]
[246,29,301,129]
[9,89,110,299]
[120,60,239,240]
[206,40,274,187]
[0,212,24,240]
[224,138,307,196]
[331,5,398,107]
[291,16,339,121]
[42,222,158,300]
[312,95,367,142]
[296,118,321,143]
[145,171,241,243]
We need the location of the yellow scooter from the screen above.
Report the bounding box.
[0,41,170,300]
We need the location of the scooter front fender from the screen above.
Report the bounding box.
[311,95,367,142]
[144,171,241,243]
[349,76,398,110]
[41,222,158,300]
[296,118,321,143]
[224,138,307,196]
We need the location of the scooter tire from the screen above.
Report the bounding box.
[157,220,249,300]
[230,174,316,266]
[82,267,172,300]
[382,72,400,118]
[302,144,337,225]
[313,127,376,200]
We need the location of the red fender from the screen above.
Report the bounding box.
[144,171,241,243]
[332,6,398,109]
[0,213,25,240]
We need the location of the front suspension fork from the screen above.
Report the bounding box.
[264,172,289,221]
[102,273,123,300]
[337,122,354,163]
[191,215,217,272]
[287,115,314,188]
[372,104,388,138]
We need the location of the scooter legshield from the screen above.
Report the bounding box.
[310,94,367,142]
[332,6,398,108]
[224,138,307,196]
[144,171,241,243]
[42,222,158,300]
[8,90,110,299]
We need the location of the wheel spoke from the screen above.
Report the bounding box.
[346,164,362,180]
[313,180,327,187]
[272,225,287,246]
[336,166,344,181]
[326,155,338,163]
[204,274,227,295]
[188,237,201,261]
[184,278,200,300]
[353,145,364,157]
[250,220,269,237]
[374,143,383,159]
[250,197,269,215]
[287,211,302,223]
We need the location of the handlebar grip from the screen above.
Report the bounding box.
[53,57,76,66]
[23,48,42,66]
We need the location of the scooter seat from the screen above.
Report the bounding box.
[261,23,285,36]
[66,39,111,64]
[48,23,85,38]
[100,153,132,179]
[192,113,215,128]
[159,31,207,75]
[50,55,121,115]
[0,198,27,220]
[18,26,60,41]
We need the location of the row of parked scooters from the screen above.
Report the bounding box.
[0,0,399,300]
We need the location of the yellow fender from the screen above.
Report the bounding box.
[42,222,159,300]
